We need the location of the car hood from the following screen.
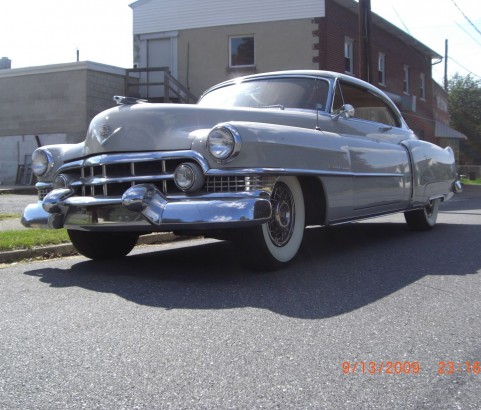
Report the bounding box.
[83,103,316,156]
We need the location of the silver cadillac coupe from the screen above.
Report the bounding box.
[22,70,461,270]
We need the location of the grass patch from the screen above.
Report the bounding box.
[461,178,481,186]
[0,229,70,251]
[0,213,20,221]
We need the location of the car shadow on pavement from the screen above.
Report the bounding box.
[23,219,481,320]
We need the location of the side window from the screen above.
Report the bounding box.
[333,81,401,127]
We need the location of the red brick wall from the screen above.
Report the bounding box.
[314,0,437,142]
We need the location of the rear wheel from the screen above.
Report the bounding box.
[404,199,440,231]
[67,230,140,260]
[240,176,305,270]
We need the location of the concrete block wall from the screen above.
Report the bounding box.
[87,70,127,123]
[0,62,127,184]
[0,68,88,138]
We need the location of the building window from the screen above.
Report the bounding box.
[378,53,385,85]
[229,36,255,68]
[344,37,354,74]
[403,65,410,94]
[420,73,426,100]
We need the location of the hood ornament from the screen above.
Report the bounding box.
[113,95,148,105]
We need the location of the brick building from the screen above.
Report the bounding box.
[313,0,440,142]
[131,0,461,146]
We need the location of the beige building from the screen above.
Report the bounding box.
[175,19,318,97]
[130,0,322,98]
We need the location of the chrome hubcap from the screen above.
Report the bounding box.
[267,182,295,247]
[425,200,434,218]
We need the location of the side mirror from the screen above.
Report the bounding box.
[333,104,355,120]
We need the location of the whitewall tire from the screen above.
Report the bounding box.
[241,176,305,270]
[404,198,440,231]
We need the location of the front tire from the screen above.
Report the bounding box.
[404,198,440,231]
[240,176,305,270]
[67,230,140,260]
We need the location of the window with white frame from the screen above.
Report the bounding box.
[403,65,410,94]
[420,73,426,99]
[229,36,255,68]
[344,37,354,74]
[378,53,385,85]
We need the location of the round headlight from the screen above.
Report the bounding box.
[207,124,241,162]
[173,162,205,192]
[31,149,53,177]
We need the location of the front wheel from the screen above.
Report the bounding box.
[67,230,140,260]
[240,176,305,270]
[404,198,440,231]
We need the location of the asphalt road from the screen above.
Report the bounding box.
[1,188,481,409]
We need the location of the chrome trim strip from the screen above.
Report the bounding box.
[205,167,403,178]
[64,197,123,207]
[57,151,211,174]
[70,174,175,186]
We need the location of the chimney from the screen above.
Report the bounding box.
[0,57,12,70]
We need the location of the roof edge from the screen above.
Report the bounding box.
[0,61,127,78]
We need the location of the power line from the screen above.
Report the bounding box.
[391,4,411,34]
[454,20,481,48]
[450,0,481,37]
[448,55,481,79]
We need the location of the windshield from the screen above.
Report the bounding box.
[198,77,329,112]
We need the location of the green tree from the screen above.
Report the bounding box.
[448,74,481,164]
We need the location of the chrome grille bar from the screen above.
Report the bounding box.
[49,152,278,199]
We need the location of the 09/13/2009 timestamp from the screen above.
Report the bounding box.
[342,361,480,375]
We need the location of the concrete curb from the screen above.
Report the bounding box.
[0,232,191,264]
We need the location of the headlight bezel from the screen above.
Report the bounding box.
[31,148,54,177]
[206,124,241,163]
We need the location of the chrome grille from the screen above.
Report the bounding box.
[46,153,277,198]
[205,176,275,192]
[38,188,51,201]
[65,157,181,197]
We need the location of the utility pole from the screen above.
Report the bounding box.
[359,0,372,83]
[444,39,448,91]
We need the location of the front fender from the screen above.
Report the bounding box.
[192,121,351,173]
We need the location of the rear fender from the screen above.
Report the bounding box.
[402,139,456,206]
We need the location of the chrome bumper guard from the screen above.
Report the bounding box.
[21,184,272,231]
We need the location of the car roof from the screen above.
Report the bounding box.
[201,70,387,100]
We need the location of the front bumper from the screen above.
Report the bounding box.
[21,183,272,232]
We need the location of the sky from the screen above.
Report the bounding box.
[1,0,480,85]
